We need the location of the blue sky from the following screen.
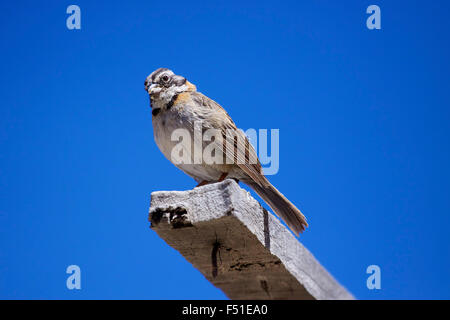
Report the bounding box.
[1,0,449,299]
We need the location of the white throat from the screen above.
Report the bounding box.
[151,84,189,110]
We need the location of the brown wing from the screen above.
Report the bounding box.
[191,92,268,187]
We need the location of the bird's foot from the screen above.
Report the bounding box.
[195,173,230,188]
[195,173,235,188]
[218,172,228,182]
[195,180,211,188]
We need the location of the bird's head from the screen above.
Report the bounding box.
[145,68,196,111]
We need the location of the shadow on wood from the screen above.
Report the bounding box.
[149,179,354,300]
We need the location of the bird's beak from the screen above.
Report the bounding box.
[147,83,157,94]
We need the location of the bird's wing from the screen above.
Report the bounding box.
[190,92,268,187]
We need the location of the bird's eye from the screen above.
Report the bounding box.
[161,75,170,82]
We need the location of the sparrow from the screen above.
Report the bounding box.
[145,68,308,235]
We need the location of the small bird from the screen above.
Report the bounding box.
[145,68,308,235]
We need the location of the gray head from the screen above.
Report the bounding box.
[144,68,189,94]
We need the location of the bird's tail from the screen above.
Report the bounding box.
[247,179,308,236]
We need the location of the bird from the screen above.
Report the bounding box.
[145,68,308,235]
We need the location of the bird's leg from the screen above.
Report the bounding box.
[196,173,229,188]
[196,180,210,187]
[218,172,228,182]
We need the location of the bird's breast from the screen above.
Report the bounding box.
[152,106,194,162]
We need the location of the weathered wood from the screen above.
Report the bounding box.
[149,179,354,300]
